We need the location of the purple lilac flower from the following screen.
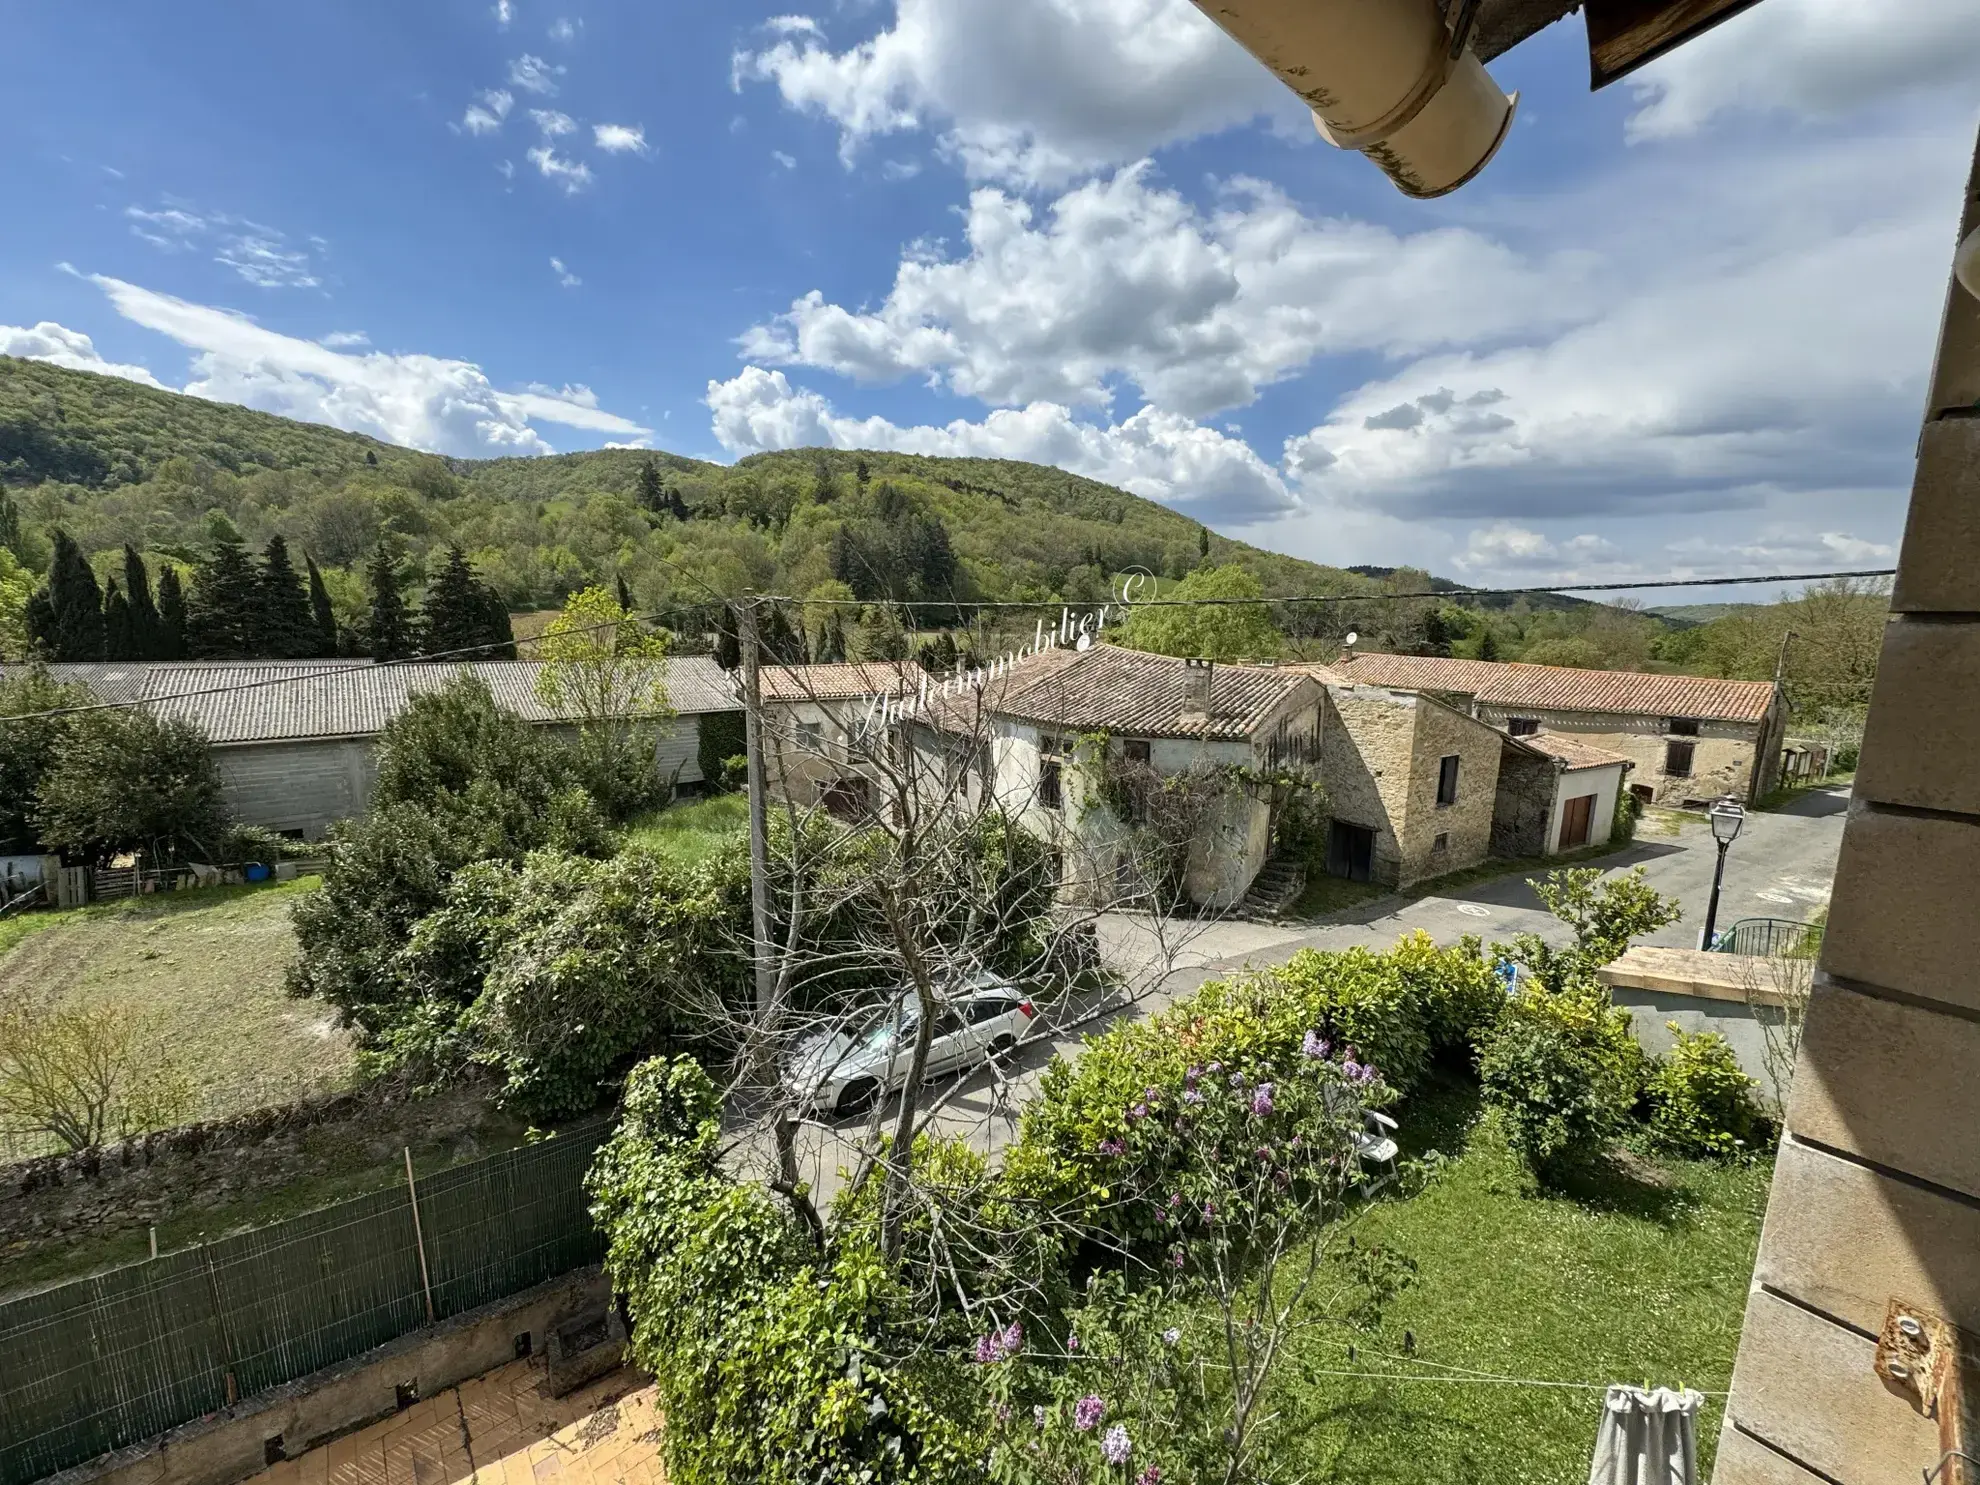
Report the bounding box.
[974,1333,996,1364]
[1251,1083,1276,1116]
[1182,1089,1203,1106]
[1143,1086,1160,1102]
[1097,1137,1126,1157]
[1135,1468,1164,1485]
[1227,1071,1246,1089]
[1068,1333,1080,1353]
[1184,1065,1201,1088]
[996,1404,1012,1425]
[1161,1327,1181,1346]
[1128,1103,1150,1122]
[1171,1248,1185,1268]
[1101,1423,1132,1465]
[1302,1029,1330,1060]
[1206,1061,1223,1074]
[1356,1061,1380,1085]
[1202,1201,1216,1221]
[1341,1057,1363,1081]
[1074,1394,1106,1432]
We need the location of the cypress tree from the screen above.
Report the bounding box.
[0,489,24,561]
[479,588,518,660]
[188,532,262,658]
[422,545,488,656]
[616,573,635,614]
[365,544,413,661]
[123,545,161,659]
[260,535,315,658]
[668,486,689,521]
[34,531,104,660]
[1476,625,1501,663]
[24,590,57,657]
[156,565,189,659]
[102,577,135,660]
[305,555,339,657]
[636,458,665,515]
[1198,525,1211,559]
[713,606,741,670]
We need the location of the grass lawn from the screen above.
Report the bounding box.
[0,878,352,1156]
[620,792,749,865]
[1261,1076,1770,1483]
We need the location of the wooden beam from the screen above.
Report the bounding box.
[1583,0,1765,88]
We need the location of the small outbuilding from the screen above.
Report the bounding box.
[1491,730,1635,859]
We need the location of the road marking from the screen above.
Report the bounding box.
[1453,903,1494,918]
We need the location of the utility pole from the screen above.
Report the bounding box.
[738,599,775,1022]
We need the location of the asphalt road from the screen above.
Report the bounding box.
[779,787,1849,1203]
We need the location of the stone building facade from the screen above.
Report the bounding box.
[1329,652,1785,807]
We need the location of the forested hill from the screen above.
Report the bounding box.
[0,355,1398,636]
[2,354,1727,673]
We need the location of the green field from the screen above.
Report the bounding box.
[619,792,749,865]
[0,879,354,1157]
[1252,1077,1769,1483]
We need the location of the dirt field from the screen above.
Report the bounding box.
[0,880,355,1142]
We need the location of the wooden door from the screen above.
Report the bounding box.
[1559,793,1595,851]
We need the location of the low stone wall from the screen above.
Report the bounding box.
[1,1083,503,1263]
[45,1268,615,1485]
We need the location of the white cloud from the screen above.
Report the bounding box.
[126,202,324,290]
[508,53,564,95]
[463,88,515,134]
[764,15,823,38]
[593,123,649,154]
[0,321,166,387]
[772,150,798,170]
[550,256,581,287]
[530,108,577,136]
[733,0,1289,186]
[707,365,1293,521]
[66,273,647,456]
[526,145,594,192]
[1625,0,1980,140]
[548,16,579,42]
[1277,121,1969,522]
[497,159,516,180]
[1454,524,1620,574]
[320,330,369,348]
[742,164,1593,420]
[493,0,513,28]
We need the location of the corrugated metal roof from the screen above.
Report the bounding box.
[757,661,924,703]
[3,657,737,745]
[1329,653,1777,724]
[1517,731,1636,772]
[929,644,1313,741]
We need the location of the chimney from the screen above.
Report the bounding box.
[1182,657,1214,717]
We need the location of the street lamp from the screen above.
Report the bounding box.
[1700,796,1746,950]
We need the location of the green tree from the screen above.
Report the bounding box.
[1198,524,1210,559]
[0,488,24,563]
[156,564,189,659]
[480,586,518,660]
[122,545,161,660]
[188,532,263,658]
[1115,564,1283,661]
[26,530,104,660]
[535,586,673,817]
[102,577,135,660]
[365,543,414,660]
[305,554,339,656]
[636,458,666,515]
[616,572,635,613]
[423,544,495,656]
[1497,866,1682,995]
[32,710,230,864]
[0,549,34,661]
[260,535,316,659]
[0,667,89,851]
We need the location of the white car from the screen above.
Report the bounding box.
[786,973,1037,1117]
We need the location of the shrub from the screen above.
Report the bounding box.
[697,710,746,791]
[31,710,230,864]
[589,1057,974,1485]
[1477,988,1645,1174]
[1646,1027,1762,1158]
[1498,867,1681,996]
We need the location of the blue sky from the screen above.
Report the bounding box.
[3,0,1977,598]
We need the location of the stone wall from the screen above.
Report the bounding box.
[1398,694,1502,884]
[0,1083,503,1264]
[1713,131,1980,1482]
[1475,706,1771,807]
[1491,742,1556,857]
[1316,685,1416,886]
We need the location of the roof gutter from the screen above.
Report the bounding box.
[1185,0,1517,198]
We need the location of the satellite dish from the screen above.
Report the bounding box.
[1344,631,1359,648]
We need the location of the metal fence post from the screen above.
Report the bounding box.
[404,1147,436,1325]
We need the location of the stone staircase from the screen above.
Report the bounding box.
[1236,857,1307,920]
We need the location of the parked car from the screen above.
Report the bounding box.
[786,971,1037,1117]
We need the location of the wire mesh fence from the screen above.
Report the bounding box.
[0,1119,614,1485]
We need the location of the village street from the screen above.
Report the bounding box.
[783,787,1849,1200]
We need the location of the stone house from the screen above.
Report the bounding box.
[1292,669,1509,888]
[916,645,1326,910]
[754,660,926,814]
[9,658,738,838]
[1328,652,1786,807]
[1489,730,1635,858]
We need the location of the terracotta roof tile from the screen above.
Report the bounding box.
[1516,731,1636,771]
[1328,653,1777,724]
[927,644,1314,741]
[756,661,923,703]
